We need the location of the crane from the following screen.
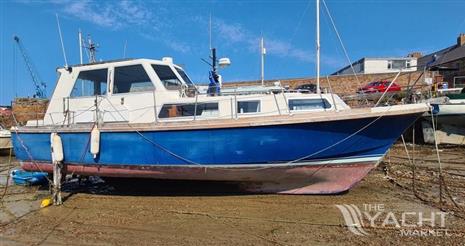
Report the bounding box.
[13,35,47,98]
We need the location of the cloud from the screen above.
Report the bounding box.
[42,0,191,53]
[212,19,314,63]
[214,20,248,44]
[23,1,342,64]
[165,40,191,53]
[114,0,155,27]
[59,0,154,30]
[266,39,313,62]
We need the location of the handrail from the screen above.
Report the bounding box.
[233,88,238,119]
[273,93,281,115]
[281,88,291,115]
[193,92,198,121]
[326,76,338,112]
[152,90,158,123]
[229,98,233,119]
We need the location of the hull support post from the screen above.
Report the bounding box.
[52,161,63,205]
[50,132,65,205]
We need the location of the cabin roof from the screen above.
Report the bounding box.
[66,58,136,68]
[57,58,180,71]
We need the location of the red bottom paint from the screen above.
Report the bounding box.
[22,162,376,195]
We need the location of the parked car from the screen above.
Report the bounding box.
[295,83,318,93]
[357,80,401,93]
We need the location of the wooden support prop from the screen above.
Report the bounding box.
[52,161,63,205]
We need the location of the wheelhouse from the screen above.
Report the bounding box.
[40,58,349,126]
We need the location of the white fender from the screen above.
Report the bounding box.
[90,126,100,158]
[51,133,64,162]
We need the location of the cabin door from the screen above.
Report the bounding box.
[67,68,110,124]
[97,68,129,123]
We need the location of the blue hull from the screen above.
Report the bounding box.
[12,114,419,166]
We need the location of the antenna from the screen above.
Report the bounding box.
[56,14,68,68]
[315,0,321,95]
[260,36,266,86]
[209,13,212,50]
[78,29,83,64]
[85,35,98,63]
[123,40,127,58]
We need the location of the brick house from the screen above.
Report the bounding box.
[417,34,465,88]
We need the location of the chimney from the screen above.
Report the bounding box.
[458,33,465,47]
[407,52,422,58]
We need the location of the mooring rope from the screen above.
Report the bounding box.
[385,109,465,218]
[0,148,14,202]
[429,106,444,207]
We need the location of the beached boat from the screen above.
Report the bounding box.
[10,56,428,194]
[0,126,12,151]
[422,90,465,145]
[10,0,429,194]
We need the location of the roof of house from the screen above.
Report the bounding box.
[331,58,364,75]
[363,57,416,61]
[417,44,465,69]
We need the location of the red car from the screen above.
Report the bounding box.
[357,80,401,93]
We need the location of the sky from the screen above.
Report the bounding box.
[1,0,465,105]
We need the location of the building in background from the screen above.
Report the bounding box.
[332,55,418,76]
[417,34,465,88]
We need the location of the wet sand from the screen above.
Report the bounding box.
[0,144,464,245]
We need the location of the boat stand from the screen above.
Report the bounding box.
[52,161,63,205]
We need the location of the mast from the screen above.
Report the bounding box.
[260,37,265,86]
[316,0,321,94]
[123,40,127,58]
[78,29,83,64]
[209,14,212,50]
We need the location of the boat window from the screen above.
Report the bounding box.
[113,65,154,93]
[288,99,331,110]
[158,103,219,118]
[70,69,107,97]
[152,65,183,90]
[175,67,194,86]
[237,100,260,113]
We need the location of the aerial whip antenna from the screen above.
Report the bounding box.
[260,36,266,86]
[123,40,127,58]
[209,13,212,50]
[78,29,83,64]
[56,14,68,68]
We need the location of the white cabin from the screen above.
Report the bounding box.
[40,58,350,126]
